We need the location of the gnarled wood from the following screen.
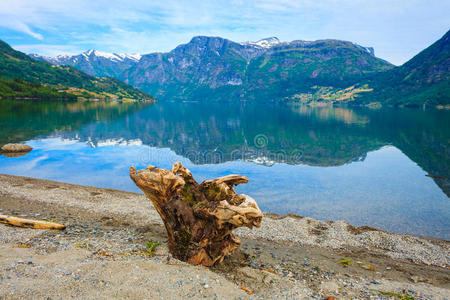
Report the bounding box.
[130,162,262,266]
[0,214,65,230]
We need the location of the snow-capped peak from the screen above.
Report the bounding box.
[116,53,142,61]
[82,50,141,62]
[243,37,281,48]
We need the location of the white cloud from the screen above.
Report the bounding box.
[13,44,84,56]
[13,22,43,40]
[0,0,449,64]
[0,15,43,40]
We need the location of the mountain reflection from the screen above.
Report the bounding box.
[1,100,448,196]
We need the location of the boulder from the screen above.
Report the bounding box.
[1,143,33,153]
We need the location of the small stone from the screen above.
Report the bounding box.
[385,266,391,270]
[1,143,32,153]
[319,280,339,295]
[370,280,381,284]
[203,284,209,289]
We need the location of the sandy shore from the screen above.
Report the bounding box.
[0,174,449,299]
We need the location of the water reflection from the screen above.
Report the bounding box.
[292,104,370,125]
[0,100,448,238]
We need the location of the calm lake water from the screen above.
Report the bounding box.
[0,100,449,239]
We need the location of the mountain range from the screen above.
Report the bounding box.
[30,37,394,102]
[0,40,154,101]
[30,50,141,78]
[6,30,450,106]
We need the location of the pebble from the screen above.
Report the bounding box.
[249,261,258,268]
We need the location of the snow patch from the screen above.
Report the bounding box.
[31,50,141,64]
[242,37,281,48]
[87,138,143,148]
[82,50,141,62]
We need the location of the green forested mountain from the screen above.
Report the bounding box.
[355,30,450,107]
[0,77,77,100]
[122,37,393,101]
[0,40,154,101]
[26,32,450,106]
[30,36,393,101]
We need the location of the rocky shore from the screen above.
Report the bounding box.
[0,174,449,299]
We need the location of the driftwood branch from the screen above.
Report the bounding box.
[130,162,262,266]
[0,214,65,230]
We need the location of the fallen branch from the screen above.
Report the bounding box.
[0,214,65,230]
[130,162,263,266]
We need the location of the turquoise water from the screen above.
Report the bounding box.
[0,100,448,239]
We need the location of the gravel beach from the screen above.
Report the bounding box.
[0,174,449,299]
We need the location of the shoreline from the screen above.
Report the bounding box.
[1,174,449,298]
[0,171,446,243]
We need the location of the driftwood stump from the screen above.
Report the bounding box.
[130,162,263,266]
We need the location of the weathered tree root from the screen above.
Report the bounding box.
[130,162,262,266]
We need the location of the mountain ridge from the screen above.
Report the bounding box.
[123,36,392,100]
[28,35,389,101]
[30,49,142,78]
[0,39,155,101]
[28,34,450,105]
[353,29,450,106]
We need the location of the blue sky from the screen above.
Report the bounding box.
[0,0,448,65]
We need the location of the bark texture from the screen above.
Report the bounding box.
[130,162,262,266]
